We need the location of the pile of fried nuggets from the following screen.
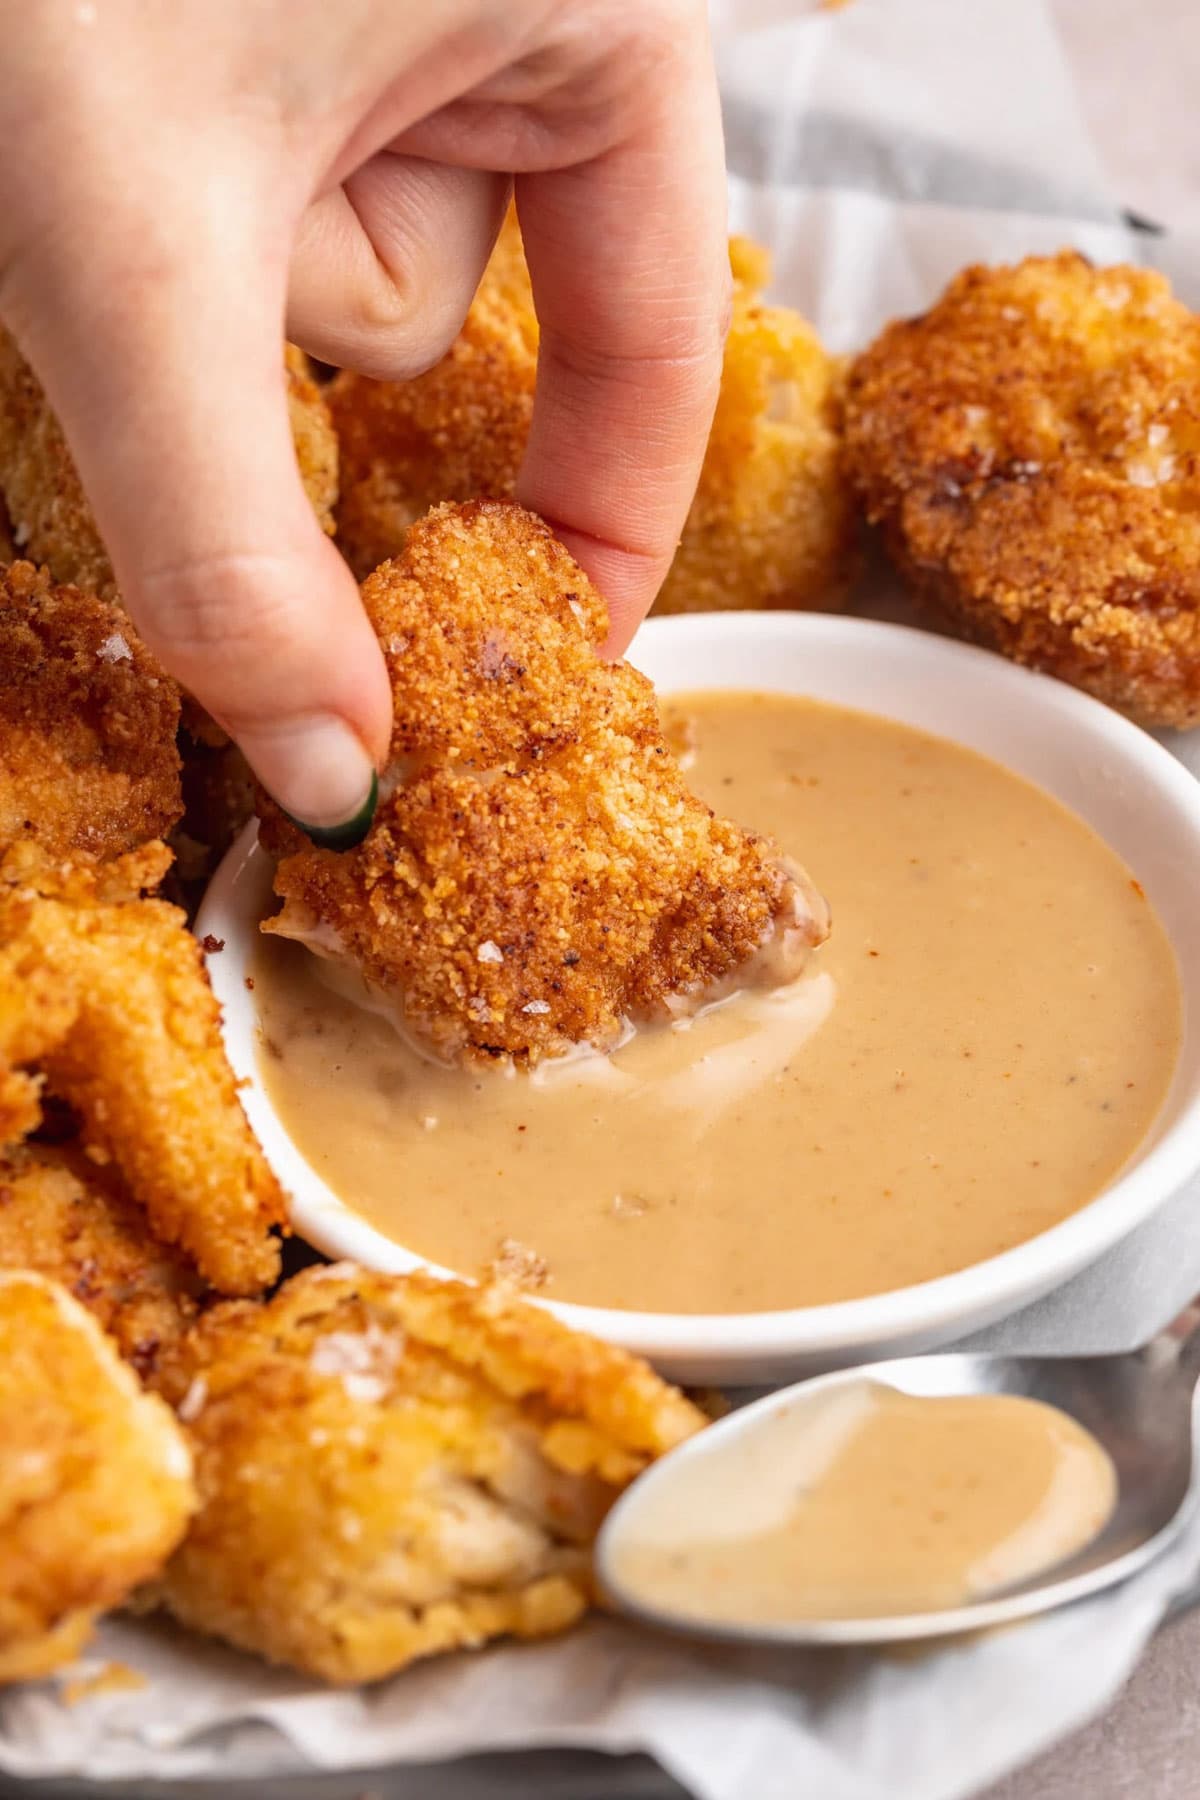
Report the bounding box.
[1,215,1199,1693]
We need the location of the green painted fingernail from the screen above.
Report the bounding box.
[285,770,378,851]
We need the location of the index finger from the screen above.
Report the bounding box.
[512,26,729,655]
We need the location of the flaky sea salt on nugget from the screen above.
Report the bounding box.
[154,1264,703,1683]
[261,500,828,1066]
[845,252,1200,728]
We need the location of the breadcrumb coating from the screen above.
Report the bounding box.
[330,226,854,613]
[655,238,855,615]
[844,251,1200,728]
[262,501,827,1065]
[331,212,536,579]
[0,847,285,1293]
[0,561,182,867]
[155,1264,703,1683]
[0,1271,194,1684]
[284,344,339,537]
[0,333,338,600]
[0,1143,202,1383]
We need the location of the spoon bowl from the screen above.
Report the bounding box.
[597,1307,1200,1644]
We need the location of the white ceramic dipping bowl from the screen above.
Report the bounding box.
[198,613,1200,1386]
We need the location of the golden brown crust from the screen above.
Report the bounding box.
[0,1271,194,1684]
[0,1143,203,1383]
[0,328,116,597]
[156,1264,702,1683]
[0,849,285,1294]
[330,212,537,580]
[0,330,339,595]
[331,227,854,613]
[844,251,1200,728]
[285,344,339,537]
[655,239,855,615]
[0,561,182,867]
[262,500,824,1065]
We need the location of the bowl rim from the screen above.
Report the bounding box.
[197,611,1200,1363]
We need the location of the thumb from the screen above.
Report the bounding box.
[5,235,392,841]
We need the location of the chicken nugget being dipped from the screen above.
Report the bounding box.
[330,224,854,614]
[844,251,1200,728]
[155,1264,703,1683]
[261,500,828,1066]
[0,1270,194,1684]
[0,845,285,1293]
[0,562,182,868]
[0,335,339,599]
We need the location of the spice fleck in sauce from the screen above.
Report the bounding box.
[254,693,1181,1314]
[606,1384,1118,1624]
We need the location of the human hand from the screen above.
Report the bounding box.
[0,0,728,839]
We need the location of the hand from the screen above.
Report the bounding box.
[0,0,728,835]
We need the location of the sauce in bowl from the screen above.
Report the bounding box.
[253,692,1181,1314]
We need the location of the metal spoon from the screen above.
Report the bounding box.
[597,1302,1200,1645]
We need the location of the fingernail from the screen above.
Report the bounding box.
[242,715,378,851]
[286,769,378,850]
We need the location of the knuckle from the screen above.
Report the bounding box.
[132,551,306,669]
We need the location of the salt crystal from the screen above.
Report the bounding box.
[177,1376,207,1423]
[97,632,132,663]
[476,940,504,964]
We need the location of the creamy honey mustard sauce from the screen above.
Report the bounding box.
[606,1385,1118,1623]
[253,692,1181,1314]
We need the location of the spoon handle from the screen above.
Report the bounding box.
[1148,1297,1200,1379]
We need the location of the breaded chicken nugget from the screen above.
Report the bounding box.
[331,227,854,613]
[0,1270,194,1684]
[0,333,338,599]
[262,501,827,1066]
[0,561,182,867]
[655,238,854,616]
[331,212,536,580]
[844,252,1200,728]
[0,1144,202,1383]
[155,1264,702,1683]
[0,847,285,1293]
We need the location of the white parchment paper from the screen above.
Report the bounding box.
[6,3,1200,1793]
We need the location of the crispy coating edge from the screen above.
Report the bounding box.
[0,850,285,1294]
[0,1143,203,1385]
